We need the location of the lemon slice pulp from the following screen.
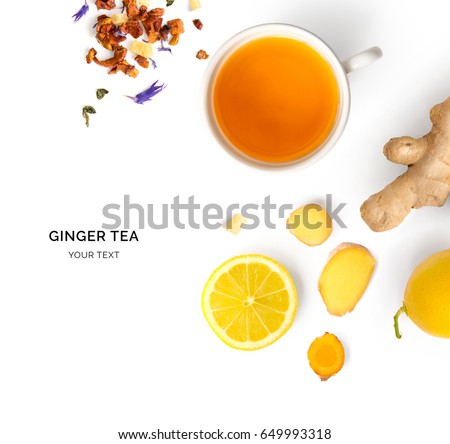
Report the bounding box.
[202,254,298,350]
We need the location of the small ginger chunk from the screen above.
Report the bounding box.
[287,204,333,246]
[225,214,247,235]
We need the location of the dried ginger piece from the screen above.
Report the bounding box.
[189,0,201,10]
[96,0,116,9]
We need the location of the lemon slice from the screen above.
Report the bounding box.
[202,254,298,350]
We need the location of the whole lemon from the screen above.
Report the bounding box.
[394,249,450,339]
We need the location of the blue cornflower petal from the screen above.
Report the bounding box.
[72,1,89,23]
[127,81,167,105]
[158,41,172,54]
[150,58,158,69]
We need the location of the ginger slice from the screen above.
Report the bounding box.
[287,204,333,246]
[308,333,345,381]
[318,243,375,316]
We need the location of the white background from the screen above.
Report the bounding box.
[2,0,450,443]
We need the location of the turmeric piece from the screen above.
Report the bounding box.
[287,204,333,246]
[361,96,450,232]
[307,333,345,381]
[318,243,375,316]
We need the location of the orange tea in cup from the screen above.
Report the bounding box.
[212,36,340,164]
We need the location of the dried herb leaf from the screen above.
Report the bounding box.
[96,89,109,100]
[82,106,97,127]
[166,0,175,6]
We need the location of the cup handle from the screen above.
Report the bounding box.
[341,46,383,74]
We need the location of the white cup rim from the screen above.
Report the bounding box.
[203,23,351,170]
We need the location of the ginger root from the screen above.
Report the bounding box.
[307,333,345,381]
[318,243,375,316]
[361,97,450,232]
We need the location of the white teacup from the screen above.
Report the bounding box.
[204,24,382,169]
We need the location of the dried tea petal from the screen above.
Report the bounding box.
[96,88,109,100]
